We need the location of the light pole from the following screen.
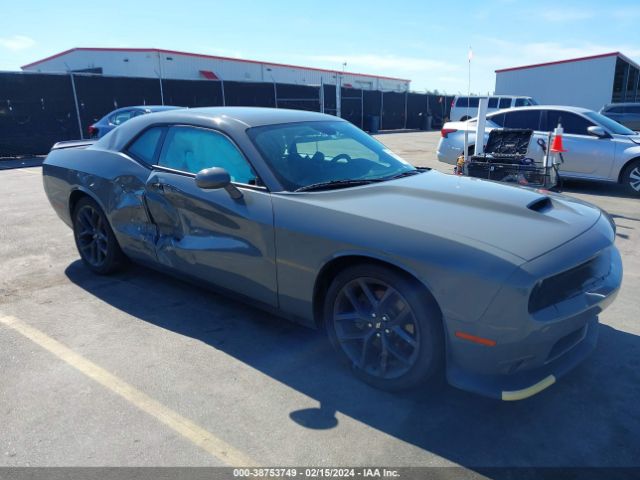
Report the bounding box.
[336,61,346,118]
[64,62,84,139]
[266,67,277,108]
[156,51,165,106]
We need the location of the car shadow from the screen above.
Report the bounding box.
[65,261,640,473]
[559,179,638,200]
[0,156,44,170]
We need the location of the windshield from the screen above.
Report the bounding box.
[248,121,416,191]
[584,111,636,135]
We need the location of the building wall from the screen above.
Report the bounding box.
[22,49,410,92]
[495,56,617,111]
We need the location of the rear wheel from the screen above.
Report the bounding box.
[324,264,443,391]
[72,196,125,274]
[621,160,640,196]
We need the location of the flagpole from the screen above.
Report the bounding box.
[467,46,472,119]
[463,47,472,164]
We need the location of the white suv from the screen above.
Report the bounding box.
[437,105,640,195]
[449,95,537,122]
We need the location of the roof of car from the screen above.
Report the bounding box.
[454,95,532,99]
[602,102,640,107]
[96,107,344,152]
[109,105,182,113]
[143,105,184,111]
[488,105,594,115]
[145,106,341,127]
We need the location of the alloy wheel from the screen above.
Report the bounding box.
[75,204,109,268]
[629,166,640,192]
[332,277,421,379]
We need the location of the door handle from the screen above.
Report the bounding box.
[150,181,164,191]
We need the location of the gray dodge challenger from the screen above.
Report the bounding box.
[42,107,622,400]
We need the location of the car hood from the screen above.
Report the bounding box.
[291,171,602,262]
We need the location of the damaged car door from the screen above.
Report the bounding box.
[143,125,278,307]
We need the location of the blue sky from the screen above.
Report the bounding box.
[2,0,639,94]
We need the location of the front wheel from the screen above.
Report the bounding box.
[621,160,640,196]
[324,264,443,391]
[72,196,126,274]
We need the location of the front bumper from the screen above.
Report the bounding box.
[443,215,622,400]
[447,314,601,400]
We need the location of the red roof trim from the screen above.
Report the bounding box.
[21,47,412,82]
[20,47,77,69]
[199,70,219,80]
[495,52,624,73]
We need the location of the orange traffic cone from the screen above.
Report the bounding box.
[551,124,567,153]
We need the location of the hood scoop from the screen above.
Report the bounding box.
[527,196,553,213]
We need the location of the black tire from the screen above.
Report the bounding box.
[324,264,444,391]
[621,160,640,196]
[72,196,126,275]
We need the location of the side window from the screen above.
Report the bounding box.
[158,126,257,184]
[488,97,498,108]
[456,97,479,108]
[514,98,528,107]
[502,110,541,129]
[126,127,164,164]
[111,110,134,125]
[543,111,594,135]
[498,98,511,108]
[628,106,640,114]
[605,106,624,113]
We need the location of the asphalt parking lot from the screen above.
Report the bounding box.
[1,131,639,473]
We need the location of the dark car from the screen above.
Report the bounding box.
[42,107,622,400]
[600,103,640,131]
[88,105,183,138]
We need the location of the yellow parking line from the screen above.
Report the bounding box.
[0,314,257,466]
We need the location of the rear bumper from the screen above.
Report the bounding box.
[436,141,462,165]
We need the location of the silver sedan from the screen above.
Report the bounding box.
[437,105,640,195]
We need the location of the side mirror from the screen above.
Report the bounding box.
[195,167,243,200]
[587,126,610,138]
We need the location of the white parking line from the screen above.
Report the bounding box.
[0,314,257,466]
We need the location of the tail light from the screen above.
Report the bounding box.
[88,125,97,137]
[441,128,457,138]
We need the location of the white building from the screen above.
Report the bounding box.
[21,47,410,92]
[495,52,640,111]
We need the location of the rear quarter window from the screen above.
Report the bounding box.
[502,110,542,130]
[488,112,506,126]
[126,127,165,164]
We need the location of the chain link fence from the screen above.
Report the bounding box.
[0,71,454,156]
